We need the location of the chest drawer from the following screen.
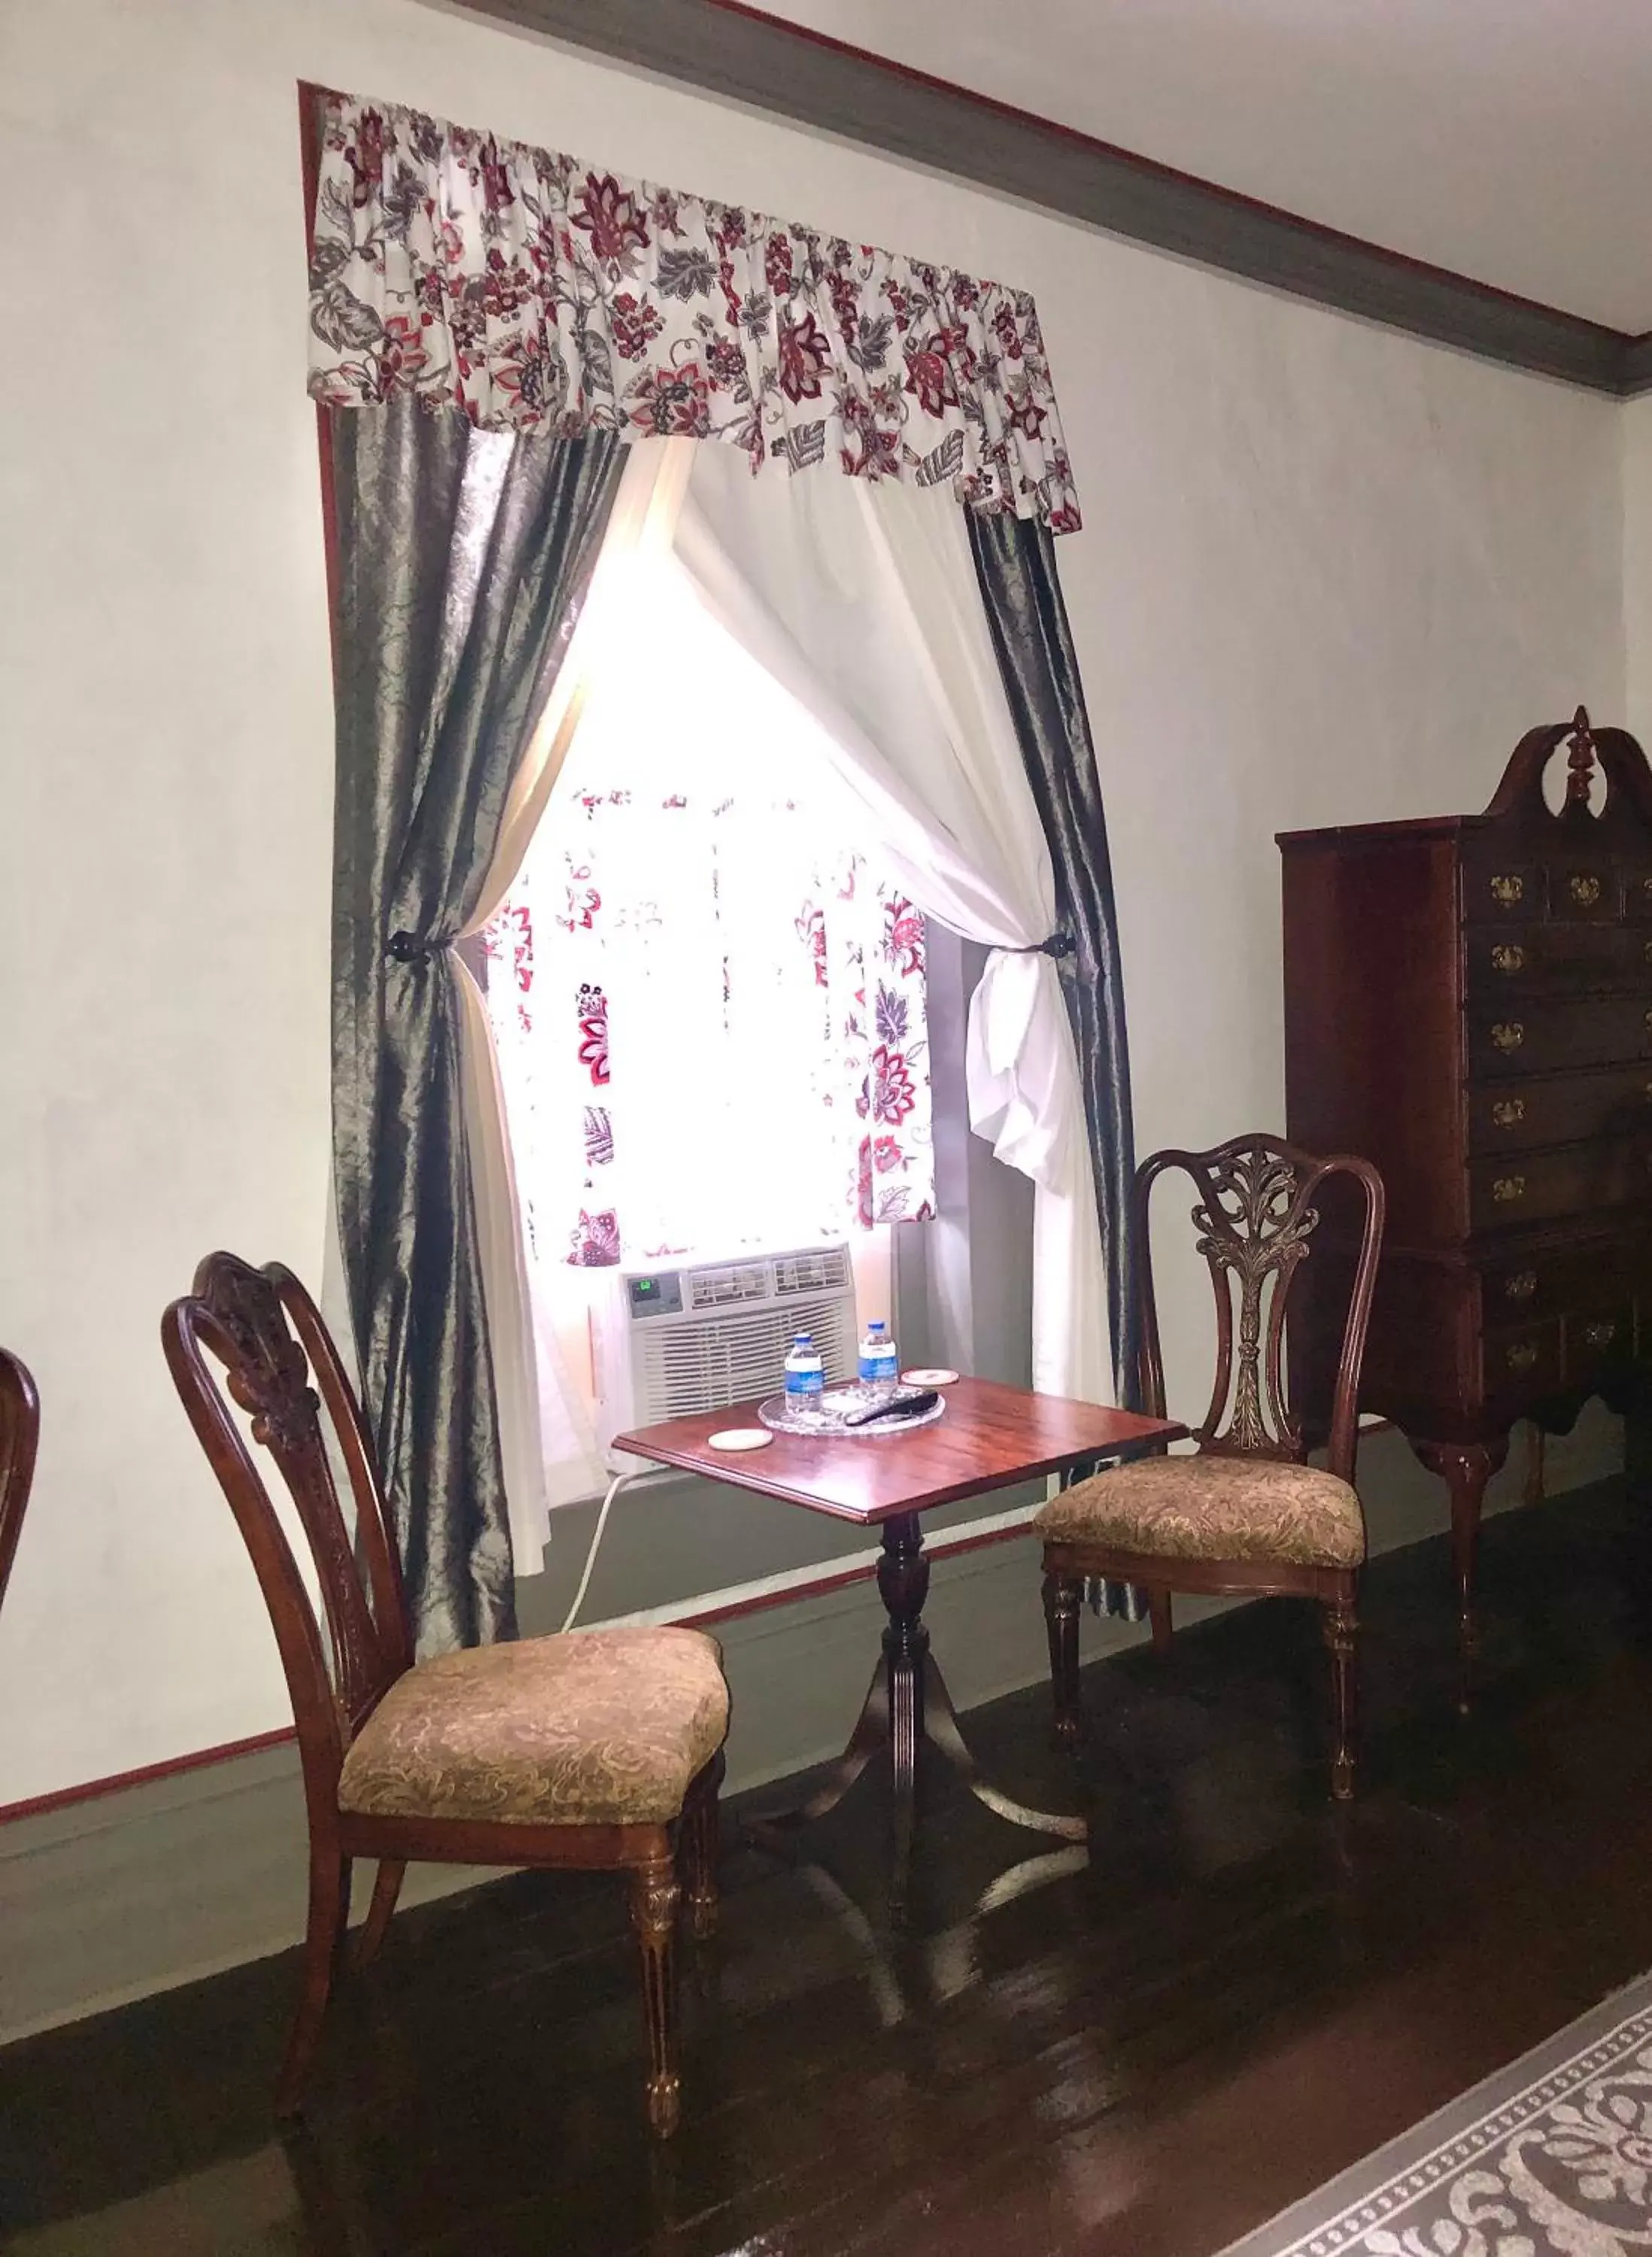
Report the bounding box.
[1480,1318,1562,1400]
[1479,1242,1637,1321]
[1464,858,1543,923]
[1623,870,1652,923]
[1564,1302,1635,1384]
[1478,1306,1635,1402]
[1468,1065,1652,1152]
[1544,861,1617,920]
[1466,922,1650,994]
[1468,1141,1652,1232]
[1468,996,1652,1078]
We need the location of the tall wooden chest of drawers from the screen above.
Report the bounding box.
[1279,710,1652,1636]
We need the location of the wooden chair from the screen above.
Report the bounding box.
[1037,1135,1384,1800]
[0,1349,40,1616]
[162,1254,727,2135]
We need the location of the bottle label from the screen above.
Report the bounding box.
[859,1350,899,1383]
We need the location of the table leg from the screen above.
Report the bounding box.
[880,1512,928,1892]
[750,1512,1085,1851]
[920,1655,1087,1842]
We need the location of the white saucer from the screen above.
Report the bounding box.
[707,1427,774,1452]
[900,1367,959,1386]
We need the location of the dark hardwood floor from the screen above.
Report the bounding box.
[8,1478,1652,2255]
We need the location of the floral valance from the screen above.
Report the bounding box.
[307,91,1082,530]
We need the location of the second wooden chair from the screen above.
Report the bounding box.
[1036,1134,1383,1798]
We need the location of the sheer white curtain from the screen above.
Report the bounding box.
[457,440,695,1562]
[670,446,1111,1402]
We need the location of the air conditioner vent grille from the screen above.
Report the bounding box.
[687,1263,770,1311]
[634,1293,858,1426]
[773,1247,852,1296]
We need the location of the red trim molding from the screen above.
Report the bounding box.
[0,1512,1046,1827]
[0,1725,299,1830]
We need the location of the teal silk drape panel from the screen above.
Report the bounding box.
[965,512,1140,1406]
[329,396,624,1651]
[967,512,1144,1624]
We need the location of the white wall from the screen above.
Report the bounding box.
[1624,395,1652,737]
[0,0,1626,1805]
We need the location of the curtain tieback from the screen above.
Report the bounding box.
[387,931,447,962]
[1006,932,1076,961]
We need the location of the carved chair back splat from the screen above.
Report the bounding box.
[1135,1135,1385,1486]
[0,1348,40,1618]
[162,1253,411,1815]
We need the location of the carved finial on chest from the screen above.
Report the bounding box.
[1565,706,1596,807]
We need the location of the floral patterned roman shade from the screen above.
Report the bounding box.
[307,90,1082,530]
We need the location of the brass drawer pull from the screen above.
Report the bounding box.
[1490,943,1526,974]
[1583,1320,1617,1349]
[1644,1011,1652,1035]
[1491,1175,1526,1204]
[1504,1271,1538,1302]
[1490,874,1523,907]
[1644,876,1652,903]
[1569,873,1602,908]
[1490,1096,1526,1128]
[1643,940,1652,964]
[1490,1022,1524,1053]
[1505,1342,1539,1372]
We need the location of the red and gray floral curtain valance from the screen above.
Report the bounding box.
[307,90,1083,531]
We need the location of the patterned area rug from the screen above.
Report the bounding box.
[1221,1973,1652,2256]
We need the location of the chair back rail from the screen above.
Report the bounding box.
[1134,1134,1383,1484]
[0,1349,40,1615]
[162,1256,412,1809]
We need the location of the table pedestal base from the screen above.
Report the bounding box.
[749,1512,1086,1891]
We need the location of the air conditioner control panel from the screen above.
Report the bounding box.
[627,1272,683,1319]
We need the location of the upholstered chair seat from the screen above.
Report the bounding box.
[1035,1454,1365,1572]
[339,1627,730,1828]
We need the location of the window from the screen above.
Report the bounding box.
[481,562,935,1287]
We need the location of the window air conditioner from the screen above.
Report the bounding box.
[590,1243,860,1473]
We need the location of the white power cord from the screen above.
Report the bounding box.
[560,1469,632,1632]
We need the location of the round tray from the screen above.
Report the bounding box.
[757,1386,947,1438]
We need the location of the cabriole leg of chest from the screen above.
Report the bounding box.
[1409,1435,1508,1668]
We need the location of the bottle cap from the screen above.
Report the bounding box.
[868,1321,885,1334]
[792,1332,812,1346]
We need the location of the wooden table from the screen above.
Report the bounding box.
[615,1378,1183,1883]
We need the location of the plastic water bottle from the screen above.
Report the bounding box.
[784,1332,825,1408]
[858,1320,900,1391]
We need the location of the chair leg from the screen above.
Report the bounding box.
[353,1859,405,1969]
[1322,1599,1358,1803]
[275,1844,351,2117]
[1043,1568,1083,1747]
[629,1851,682,2139]
[1148,1589,1174,1654]
[682,1757,723,1941]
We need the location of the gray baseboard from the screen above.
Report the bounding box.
[0,1406,1620,2045]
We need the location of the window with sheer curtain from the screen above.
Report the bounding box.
[480,561,935,1295]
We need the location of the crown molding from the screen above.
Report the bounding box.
[424,0,1650,396]
[1620,333,1652,399]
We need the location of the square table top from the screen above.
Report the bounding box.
[612,1376,1185,1526]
